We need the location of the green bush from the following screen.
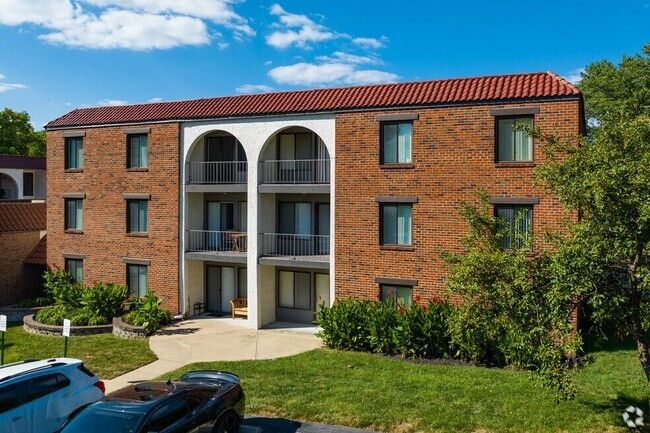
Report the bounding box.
[123,291,172,333]
[35,269,130,326]
[16,296,54,308]
[81,282,130,320]
[317,298,454,359]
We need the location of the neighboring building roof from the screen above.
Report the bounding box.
[46,72,580,129]
[0,202,46,232]
[0,154,46,170]
[24,234,47,265]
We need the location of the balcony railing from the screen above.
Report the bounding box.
[261,233,330,256]
[260,159,330,184]
[187,161,247,184]
[187,230,247,253]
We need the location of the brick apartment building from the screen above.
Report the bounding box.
[45,72,583,328]
[0,202,47,306]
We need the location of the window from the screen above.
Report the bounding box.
[65,137,83,169]
[141,397,190,432]
[380,204,412,245]
[127,134,148,168]
[65,258,83,283]
[127,264,148,298]
[26,373,70,403]
[0,383,21,414]
[65,198,83,231]
[278,271,311,310]
[127,199,148,233]
[23,172,34,196]
[495,205,533,249]
[496,116,533,162]
[380,285,413,307]
[381,122,412,164]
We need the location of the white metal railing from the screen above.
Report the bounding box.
[261,233,330,256]
[187,230,247,253]
[187,161,247,184]
[260,159,330,184]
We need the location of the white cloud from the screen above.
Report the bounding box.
[98,99,127,106]
[42,10,210,50]
[235,84,275,94]
[0,0,251,50]
[148,97,163,103]
[0,73,27,93]
[84,0,254,36]
[218,42,230,49]
[564,68,585,85]
[266,3,337,49]
[268,61,397,86]
[352,37,386,49]
[316,51,379,65]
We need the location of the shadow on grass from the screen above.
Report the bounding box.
[583,335,637,353]
[581,393,649,432]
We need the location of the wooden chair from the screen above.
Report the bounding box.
[230,298,248,319]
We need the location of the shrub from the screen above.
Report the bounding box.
[16,297,53,308]
[123,291,172,333]
[35,269,130,326]
[317,298,454,359]
[81,282,130,321]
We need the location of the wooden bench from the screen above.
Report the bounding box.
[230,298,248,319]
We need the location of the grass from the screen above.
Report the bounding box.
[1,322,156,379]
[159,342,648,433]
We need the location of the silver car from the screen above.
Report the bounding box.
[0,358,105,433]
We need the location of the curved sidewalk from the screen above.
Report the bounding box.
[104,317,322,393]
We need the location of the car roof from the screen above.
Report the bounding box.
[0,358,82,383]
[89,382,205,414]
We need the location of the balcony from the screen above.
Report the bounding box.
[185,230,247,263]
[259,233,329,269]
[186,162,247,193]
[259,160,330,194]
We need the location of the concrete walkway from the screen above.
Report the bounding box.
[104,316,322,393]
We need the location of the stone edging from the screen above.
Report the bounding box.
[113,316,148,339]
[23,314,113,337]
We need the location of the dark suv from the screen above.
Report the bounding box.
[59,371,245,433]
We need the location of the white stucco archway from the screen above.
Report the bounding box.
[180,114,336,328]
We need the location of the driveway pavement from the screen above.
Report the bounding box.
[104,316,322,393]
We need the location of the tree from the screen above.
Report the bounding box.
[443,192,580,400]
[535,43,650,408]
[0,108,46,156]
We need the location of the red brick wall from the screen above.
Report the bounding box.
[46,123,181,312]
[0,231,43,306]
[334,99,582,303]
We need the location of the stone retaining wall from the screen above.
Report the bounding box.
[23,314,113,337]
[112,317,148,339]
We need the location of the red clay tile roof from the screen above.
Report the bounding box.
[0,202,46,232]
[24,234,47,265]
[0,154,46,169]
[46,72,580,129]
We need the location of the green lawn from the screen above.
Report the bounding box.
[1,322,157,379]
[159,343,647,433]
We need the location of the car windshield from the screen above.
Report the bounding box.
[61,407,143,433]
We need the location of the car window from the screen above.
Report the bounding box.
[185,389,213,412]
[61,407,142,433]
[27,373,71,402]
[0,383,22,414]
[142,398,190,432]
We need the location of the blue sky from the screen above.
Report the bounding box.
[0,0,648,129]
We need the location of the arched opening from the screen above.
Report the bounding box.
[187,130,247,184]
[259,126,330,185]
[0,172,18,200]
